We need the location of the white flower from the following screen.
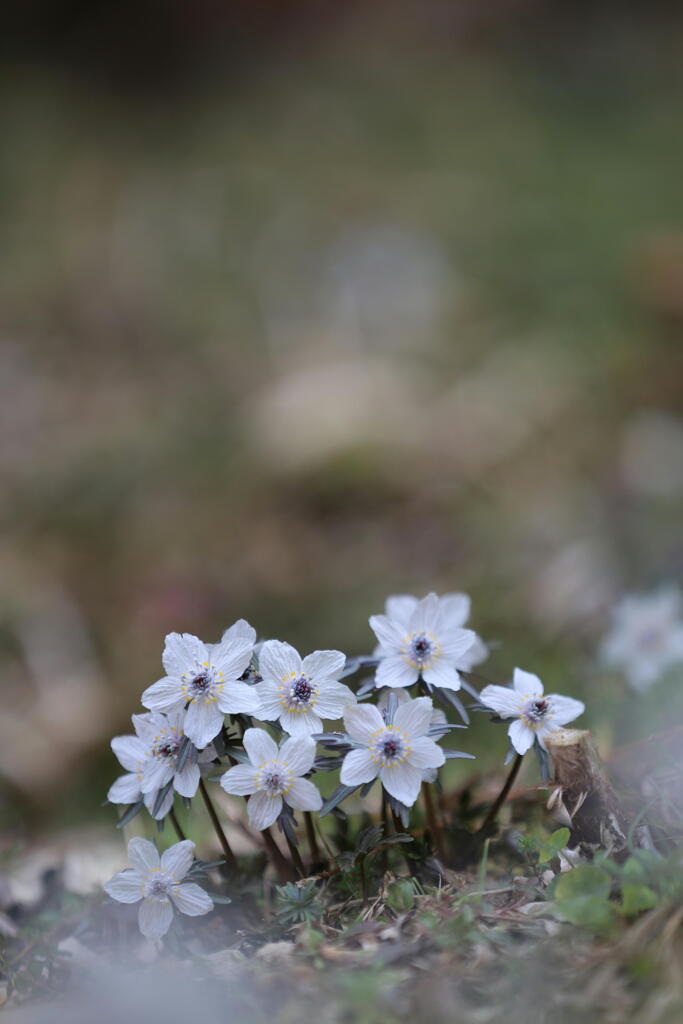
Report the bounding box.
[479,668,585,755]
[601,587,683,692]
[103,838,213,939]
[376,688,447,783]
[375,592,488,672]
[339,696,445,807]
[141,622,260,749]
[370,592,477,691]
[254,641,356,737]
[108,711,216,820]
[220,727,322,830]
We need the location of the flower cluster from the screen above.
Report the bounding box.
[104,590,588,940]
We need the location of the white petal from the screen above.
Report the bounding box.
[216,681,261,715]
[513,668,544,697]
[301,649,346,680]
[165,709,187,733]
[285,777,323,812]
[279,735,316,776]
[408,592,442,633]
[171,882,213,916]
[221,619,257,646]
[439,628,476,662]
[369,615,403,652]
[162,633,207,679]
[127,837,160,873]
[160,840,195,880]
[458,634,489,670]
[144,787,174,820]
[140,757,175,795]
[406,735,445,770]
[111,735,148,772]
[259,640,301,681]
[248,791,282,830]
[479,684,522,718]
[132,712,168,742]
[220,764,259,796]
[394,696,433,737]
[439,592,471,628]
[548,695,585,727]
[210,638,254,680]
[173,761,201,798]
[380,762,422,807]
[343,703,384,744]
[141,677,184,712]
[107,773,142,805]
[183,699,224,749]
[385,595,418,626]
[314,684,355,719]
[422,661,462,691]
[104,869,144,904]
[138,898,174,939]
[340,749,378,786]
[253,681,283,720]
[376,655,419,689]
[508,719,535,754]
[279,708,322,737]
[243,727,279,765]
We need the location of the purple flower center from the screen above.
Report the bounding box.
[291,676,314,704]
[410,632,433,663]
[527,699,549,722]
[148,878,171,899]
[262,771,285,793]
[190,672,211,695]
[154,737,182,761]
[382,737,401,758]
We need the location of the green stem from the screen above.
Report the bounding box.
[199,779,237,871]
[479,754,524,833]
[263,827,295,883]
[284,833,306,878]
[422,782,446,862]
[169,808,186,842]
[304,811,321,866]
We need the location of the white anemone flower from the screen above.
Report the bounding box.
[480,668,585,755]
[254,641,356,737]
[108,712,216,819]
[601,587,683,692]
[375,592,488,671]
[220,727,322,830]
[103,838,213,939]
[339,696,445,807]
[141,622,260,749]
[370,592,476,691]
[376,687,447,783]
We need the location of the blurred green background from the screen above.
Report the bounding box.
[1,0,683,838]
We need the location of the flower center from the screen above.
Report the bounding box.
[525,698,549,724]
[153,735,182,761]
[401,631,440,670]
[190,672,212,695]
[290,676,314,704]
[144,873,173,900]
[256,759,292,796]
[371,726,409,766]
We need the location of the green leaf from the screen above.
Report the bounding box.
[538,827,571,864]
[556,895,616,930]
[621,883,658,916]
[554,865,612,902]
[385,879,415,913]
